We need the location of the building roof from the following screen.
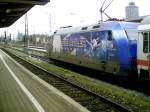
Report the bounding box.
[141,16,150,25]
[0,0,49,28]
[125,15,150,23]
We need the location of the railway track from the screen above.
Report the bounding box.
[1,48,132,112]
[30,53,150,96]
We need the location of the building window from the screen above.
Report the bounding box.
[143,32,149,53]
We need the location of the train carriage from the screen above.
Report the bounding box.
[138,16,150,78]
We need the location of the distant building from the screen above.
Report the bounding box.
[125,2,149,23]
[29,34,49,49]
[125,2,139,20]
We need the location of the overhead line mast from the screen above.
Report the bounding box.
[25,13,29,48]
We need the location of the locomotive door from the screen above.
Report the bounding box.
[106,31,117,60]
[143,32,150,75]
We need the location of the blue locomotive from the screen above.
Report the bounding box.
[48,21,139,76]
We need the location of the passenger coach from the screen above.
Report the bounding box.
[138,16,150,78]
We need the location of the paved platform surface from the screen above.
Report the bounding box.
[0,49,89,112]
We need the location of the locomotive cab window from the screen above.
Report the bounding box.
[107,31,112,41]
[143,32,149,53]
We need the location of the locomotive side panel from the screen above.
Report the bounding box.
[50,30,120,74]
[60,31,118,60]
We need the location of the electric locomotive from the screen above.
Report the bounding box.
[47,21,139,76]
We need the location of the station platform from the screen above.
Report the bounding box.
[0,49,89,112]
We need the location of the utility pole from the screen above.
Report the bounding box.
[49,13,52,33]
[25,13,29,48]
[4,31,7,45]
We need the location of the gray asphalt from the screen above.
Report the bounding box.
[0,49,89,112]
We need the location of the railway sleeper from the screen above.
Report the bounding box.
[67,92,91,97]
[64,90,84,94]
[80,99,103,106]
[46,77,62,80]
[50,83,67,87]
[47,79,62,82]
[66,93,90,98]
[50,81,66,84]
[72,96,94,102]
[85,103,120,112]
[57,86,83,91]
[40,77,50,81]
[58,88,83,93]
[53,85,76,90]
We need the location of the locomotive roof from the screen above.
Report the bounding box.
[55,23,100,35]
[54,21,138,35]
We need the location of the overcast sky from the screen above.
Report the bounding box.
[1,0,150,38]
